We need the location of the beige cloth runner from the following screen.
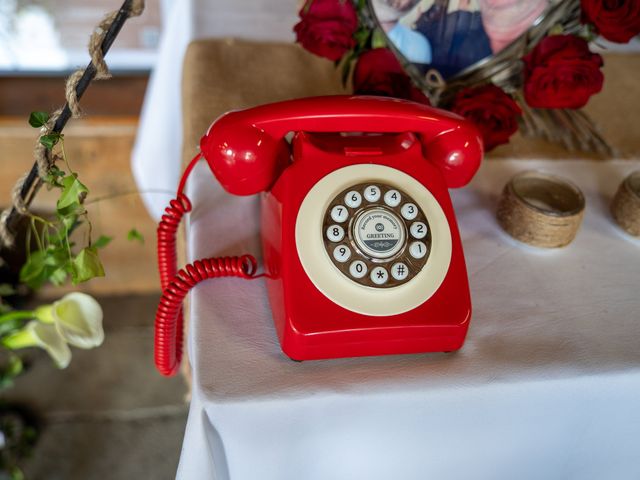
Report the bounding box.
[181,38,640,166]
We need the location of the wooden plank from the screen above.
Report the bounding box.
[0,75,149,116]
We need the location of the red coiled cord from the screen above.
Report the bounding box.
[155,255,257,376]
[155,153,258,376]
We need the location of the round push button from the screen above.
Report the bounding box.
[330,205,349,223]
[409,241,427,259]
[410,221,428,239]
[391,262,409,281]
[345,191,362,208]
[364,185,381,202]
[370,266,389,285]
[349,260,367,278]
[401,203,418,220]
[332,245,351,263]
[326,225,345,242]
[384,189,402,207]
[353,208,406,259]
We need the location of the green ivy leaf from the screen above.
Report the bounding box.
[43,165,66,187]
[49,267,68,286]
[19,250,48,289]
[127,228,144,244]
[71,247,105,284]
[20,245,71,290]
[371,28,387,49]
[57,175,88,216]
[354,27,371,48]
[0,284,16,297]
[0,354,24,390]
[28,111,49,128]
[39,132,63,150]
[93,235,113,249]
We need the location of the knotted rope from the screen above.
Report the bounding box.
[0,0,145,248]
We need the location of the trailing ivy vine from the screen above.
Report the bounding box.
[19,112,109,290]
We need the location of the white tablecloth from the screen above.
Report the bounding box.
[131,0,298,220]
[177,158,640,480]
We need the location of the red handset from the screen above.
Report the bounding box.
[155,96,482,376]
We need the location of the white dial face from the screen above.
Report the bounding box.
[295,164,453,316]
[322,182,432,289]
[353,208,405,259]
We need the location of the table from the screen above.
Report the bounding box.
[177,158,640,480]
[130,3,640,478]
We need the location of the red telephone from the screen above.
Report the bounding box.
[155,95,483,376]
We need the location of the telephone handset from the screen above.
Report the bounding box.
[155,96,483,376]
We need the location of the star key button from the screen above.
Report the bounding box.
[370,266,389,285]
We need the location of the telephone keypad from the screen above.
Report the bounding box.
[330,205,349,223]
[410,222,428,239]
[401,203,418,220]
[409,241,428,259]
[345,191,362,208]
[364,185,381,202]
[326,225,345,242]
[333,245,352,263]
[383,189,402,207]
[370,266,389,285]
[323,183,432,289]
[390,262,409,281]
[349,260,368,278]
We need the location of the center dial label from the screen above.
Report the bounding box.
[353,208,405,259]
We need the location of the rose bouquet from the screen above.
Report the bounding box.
[294,0,640,152]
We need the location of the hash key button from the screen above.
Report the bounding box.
[391,263,409,281]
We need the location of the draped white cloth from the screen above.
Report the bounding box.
[176,158,640,480]
[131,0,298,220]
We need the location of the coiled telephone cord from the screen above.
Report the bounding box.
[155,153,259,376]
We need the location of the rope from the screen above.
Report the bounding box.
[0,0,145,248]
[496,171,586,248]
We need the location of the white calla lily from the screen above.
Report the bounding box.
[2,321,71,369]
[47,292,105,349]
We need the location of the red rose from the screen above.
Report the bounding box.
[523,35,604,109]
[293,0,358,61]
[451,85,521,151]
[581,0,640,43]
[352,48,431,105]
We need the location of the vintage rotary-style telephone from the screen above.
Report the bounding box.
[154,96,483,376]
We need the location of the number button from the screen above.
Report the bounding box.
[364,185,381,202]
[370,266,389,285]
[326,225,345,242]
[332,245,351,263]
[410,222,428,239]
[349,260,367,279]
[384,189,401,207]
[401,203,418,220]
[391,263,409,281]
[345,191,362,208]
[409,241,427,259]
[330,205,349,223]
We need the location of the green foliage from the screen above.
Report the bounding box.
[28,111,49,128]
[18,134,106,290]
[0,285,16,297]
[39,132,63,150]
[0,355,23,390]
[371,28,387,49]
[71,247,105,284]
[93,235,112,249]
[56,175,88,216]
[127,228,144,244]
